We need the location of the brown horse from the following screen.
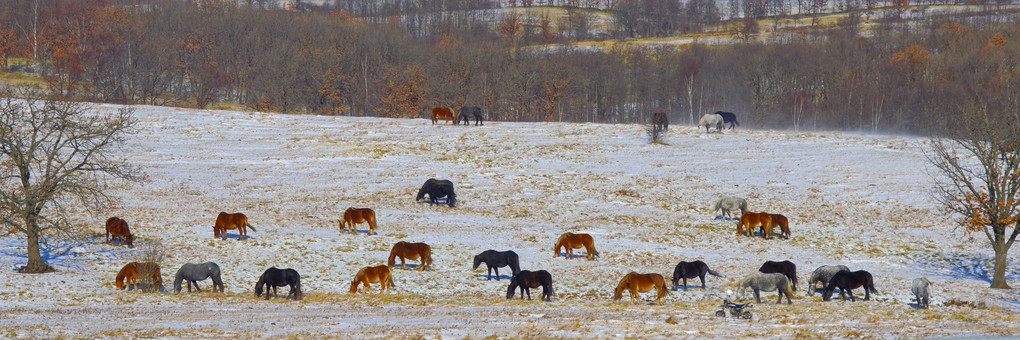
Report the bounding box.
[737,212,773,238]
[554,232,599,260]
[350,265,395,294]
[213,212,256,240]
[115,262,163,292]
[388,241,433,271]
[431,107,454,125]
[339,207,377,235]
[613,272,669,304]
[105,217,134,248]
[768,213,790,239]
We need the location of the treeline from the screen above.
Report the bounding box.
[1,0,1019,133]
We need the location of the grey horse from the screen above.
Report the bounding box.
[174,262,224,293]
[738,272,794,304]
[807,265,851,296]
[912,277,933,309]
[698,113,724,133]
[712,196,747,220]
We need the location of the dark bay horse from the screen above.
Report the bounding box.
[651,111,668,132]
[759,260,798,291]
[416,178,456,207]
[174,262,224,293]
[105,217,134,248]
[507,270,554,301]
[671,260,722,290]
[822,270,879,302]
[473,250,520,281]
[255,267,301,300]
[459,106,484,126]
[713,111,740,129]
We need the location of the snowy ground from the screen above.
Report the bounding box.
[2,105,1020,338]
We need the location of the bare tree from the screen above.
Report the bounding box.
[928,103,1020,289]
[0,88,141,273]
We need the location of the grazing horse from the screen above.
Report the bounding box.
[912,277,933,309]
[174,262,224,293]
[807,265,850,296]
[554,232,599,260]
[713,111,740,129]
[712,196,747,220]
[613,272,669,304]
[651,111,669,132]
[255,267,301,300]
[213,212,256,240]
[416,178,457,207]
[738,272,794,304]
[698,113,724,133]
[671,260,722,290]
[116,262,163,292]
[350,265,395,294]
[459,106,484,126]
[340,207,377,235]
[105,217,134,248]
[506,270,554,301]
[822,270,878,302]
[473,250,520,281]
[431,107,454,125]
[759,260,798,291]
[388,241,433,271]
[737,212,773,238]
[768,213,791,239]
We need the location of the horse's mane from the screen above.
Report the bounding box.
[554,233,571,253]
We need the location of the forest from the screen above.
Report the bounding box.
[1,0,1018,132]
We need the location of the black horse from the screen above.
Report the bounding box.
[671,260,722,290]
[459,106,484,126]
[822,270,879,301]
[507,270,554,301]
[473,250,520,281]
[254,267,301,300]
[759,260,798,291]
[713,111,740,129]
[651,111,668,132]
[174,262,224,293]
[416,178,456,207]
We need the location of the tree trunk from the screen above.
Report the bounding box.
[22,219,53,273]
[991,243,1011,289]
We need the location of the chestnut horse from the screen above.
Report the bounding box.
[213,212,256,240]
[554,232,599,260]
[388,241,433,270]
[350,265,395,294]
[105,217,134,248]
[339,207,377,235]
[768,213,790,239]
[613,272,669,304]
[116,262,163,292]
[737,212,773,238]
[431,107,454,125]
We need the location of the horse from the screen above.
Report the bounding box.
[651,111,668,132]
[116,262,163,292]
[759,260,798,291]
[671,260,722,290]
[431,107,454,125]
[459,106,484,126]
[613,272,669,304]
[822,270,878,302]
[340,207,377,235]
[350,265,395,294]
[713,111,740,129]
[768,213,791,239]
[255,267,301,300]
[738,272,794,304]
[737,212,773,238]
[712,196,747,220]
[105,217,134,248]
[506,270,554,301]
[473,250,520,281]
[388,241,433,271]
[912,277,933,309]
[416,178,456,207]
[173,262,224,293]
[213,212,256,240]
[698,113,724,133]
[806,265,850,296]
[553,232,599,260]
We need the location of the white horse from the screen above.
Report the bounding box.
[738,272,794,304]
[807,265,850,296]
[699,113,724,133]
[712,196,747,220]
[911,277,933,309]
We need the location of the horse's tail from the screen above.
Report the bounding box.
[427,253,434,271]
[246,223,256,232]
[707,269,722,277]
[784,280,794,298]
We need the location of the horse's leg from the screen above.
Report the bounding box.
[193,280,201,292]
[486,265,493,280]
[753,289,761,303]
[524,287,531,300]
[700,274,707,290]
[493,267,500,281]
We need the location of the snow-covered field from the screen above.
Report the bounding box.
[2,105,1019,338]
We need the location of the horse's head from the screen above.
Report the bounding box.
[349,280,360,294]
[125,234,134,248]
[254,277,264,298]
[446,196,456,208]
[821,287,833,301]
[472,255,482,271]
[213,226,220,238]
[506,278,518,299]
[612,284,624,301]
[415,185,428,201]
